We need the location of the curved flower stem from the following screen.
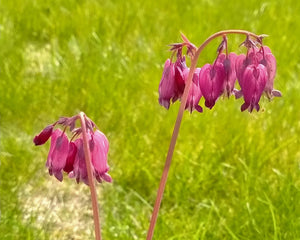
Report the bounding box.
[79,112,101,240]
[146,30,259,240]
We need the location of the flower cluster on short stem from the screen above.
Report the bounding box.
[158,33,281,113]
[33,113,111,185]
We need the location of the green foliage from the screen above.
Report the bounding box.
[1,0,300,239]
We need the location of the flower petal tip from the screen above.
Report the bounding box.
[272,90,282,97]
[205,100,215,109]
[241,103,249,112]
[103,173,113,183]
[54,171,63,182]
[234,89,243,99]
[195,105,203,113]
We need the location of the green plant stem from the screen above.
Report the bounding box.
[79,112,101,240]
[146,30,259,240]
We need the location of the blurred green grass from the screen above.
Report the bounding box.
[0,0,300,239]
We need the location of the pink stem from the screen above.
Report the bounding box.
[79,112,101,240]
[146,30,259,240]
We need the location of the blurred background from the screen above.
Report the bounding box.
[0,0,299,239]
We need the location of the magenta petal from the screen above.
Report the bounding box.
[264,53,276,81]
[199,64,212,98]
[46,129,69,181]
[96,172,112,183]
[54,172,63,182]
[158,59,176,109]
[241,102,250,112]
[199,64,213,109]
[91,130,110,177]
[225,53,238,95]
[71,138,89,185]
[63,142,77,173]
[184,68,203,113]
[260,46,280,99]
[33,125,53,145]
[235,54,247,88]
[241,64,267,112]
[174,56,187,99]
[194,105,203,113]
[234,89,243,99]
[262,46,272,54]
[216,53,238,97]
[263,53,277,98]
[199,63,225,109]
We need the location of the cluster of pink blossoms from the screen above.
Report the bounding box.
[33,114,111,185]
[158,35,281,112]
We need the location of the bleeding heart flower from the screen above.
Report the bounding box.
[183,68,203,113]
[34,113,111,184]
[174,56,188,101]
[240,64,268,112]
[46,129,69,181]
[158,59,176,109]
[199,62,225,109]
[69,138,89,185]
[216,52,237,97]
[90,130,112,183]
[63,142,77,173]
[258,46,281,98]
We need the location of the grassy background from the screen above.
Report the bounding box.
[1,0,300,239]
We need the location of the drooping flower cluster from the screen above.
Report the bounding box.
[33,114,112,185]
[158,34,281,112]
[159,41,203,113]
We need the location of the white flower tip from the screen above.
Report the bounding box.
[103,173,113,183]
[272,90,282,97]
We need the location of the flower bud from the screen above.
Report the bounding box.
[33,125,53,146]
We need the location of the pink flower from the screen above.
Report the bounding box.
[216,53,237,97]
[34,113,111,184]
[235,53,247,89]
[158,59,176,109]
[238,47,281,98]
[69,138,89,184]
[234,54,248,99]
[63,142,77,173]
[235,46,281,112]
[183,68,203,113]
[33,125,53,145]
[174,56,188,101]
[199,62,225,109]
[46,129,69,181]
[90,130,112,183]
[240,64,267,112]
[257,46,281,98]
[69,130,111,185]
[159,56,190,109]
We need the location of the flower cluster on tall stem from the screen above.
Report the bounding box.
[148,30,281,240]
